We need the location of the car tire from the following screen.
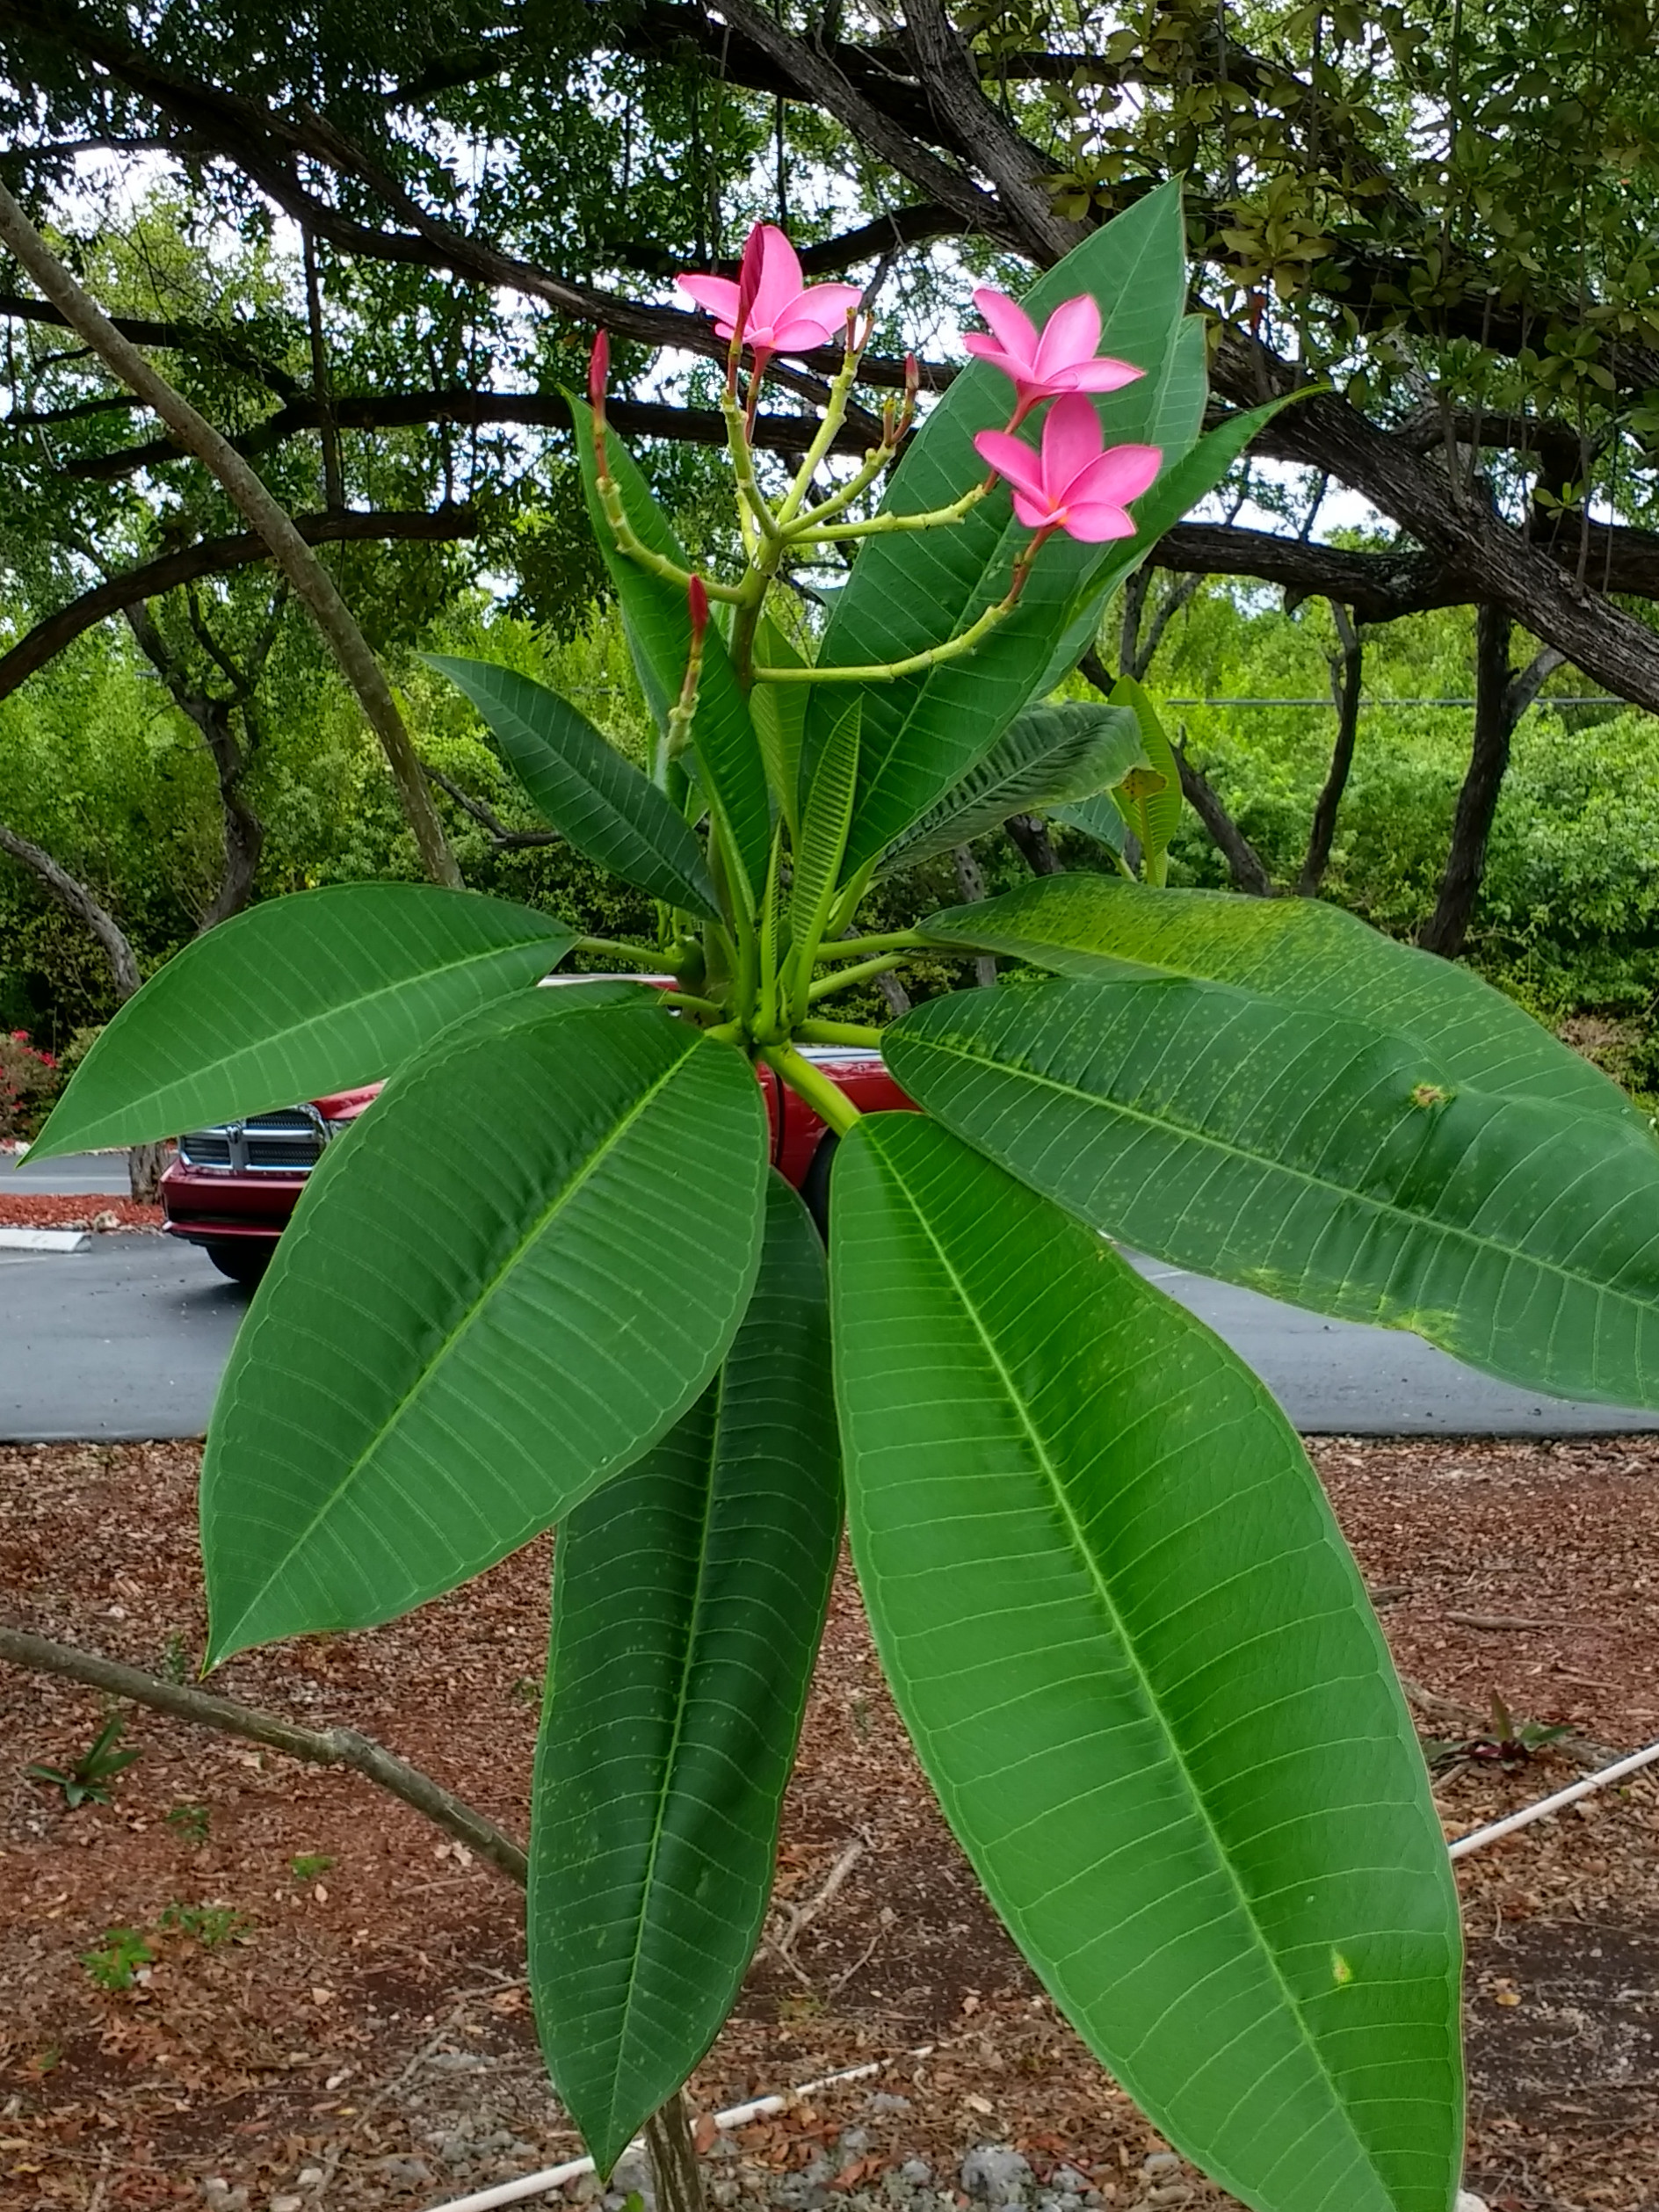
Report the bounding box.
[801,1130,838,1243]
[205,1241,272,1288]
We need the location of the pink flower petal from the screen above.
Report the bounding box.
[974,429,1048,504]
[1054,501,1137,541]
[1041,395,1105,495]
[972,287,1040,367]
[961,333,1018,370]
[678,273,742,329]
[1032,294,1101,376]
[1011,486,1061,530]
[1068,442,1163,507]
[1055,354,1145,394]
[750,225,805,330]
[769,294,860,351]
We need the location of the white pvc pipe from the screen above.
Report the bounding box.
[422,2048,935,2212]
[1447,1735,1659,1859]
[424,1743,1659,2212]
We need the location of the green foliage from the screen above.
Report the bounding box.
[26,1713,140,1809]
[81,1928,155,1992]
[290,1853,334,1882]
[831,1113,1461,2212]
[160,1901,249,1947]
[165,1802,212,1845]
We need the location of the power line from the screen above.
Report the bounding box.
[1163,695,1624,709]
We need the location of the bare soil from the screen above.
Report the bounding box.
[3,1434,1657,2212]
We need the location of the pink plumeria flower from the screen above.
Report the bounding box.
[965,288,1143,424]
[974,395,1161,542]
[678,223,862,368]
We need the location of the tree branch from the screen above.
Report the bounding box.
[0,508,477,709]
[0,820,141,996]
[3,1622,527,1883]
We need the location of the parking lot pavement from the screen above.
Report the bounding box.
[4,1148,139,1195]
[2,1234,1655,1445]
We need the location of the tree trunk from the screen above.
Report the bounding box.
[1004,812,1063,876]
[1298,605,1362,897]
[1419,602,1515,958]
[644,2091,708,2212]
[950,844,997,987]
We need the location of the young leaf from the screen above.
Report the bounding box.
[1047,792,1128,856]
[788,698,861,980]
[885,975,1659,1410]
[831,1114,1461,2212]
[808,184,1193,876]
[425,656,720,919]
[530,1176,840,2173]
[875,700,1144,878]
[571,397,772,912]
[750,612,810,841]
[914,874,1647,1129]
[200,995,769,1662]
[1108,677,1184,879]
[27,883,577,1159]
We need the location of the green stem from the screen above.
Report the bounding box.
[754,592,1012,685]
[807,480,990,542]
[775,337,864,530]
[789,438,897,533]
[596,471,745,601]
[721,393,782,547]
[576,937,679,970]
[761,1043,862,1135]
[664,992,724,1018]
[807,955,906,1002]
[814,928,926,962]
[795,1018,886,1048]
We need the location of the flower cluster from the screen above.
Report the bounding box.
[587,219,1163,692]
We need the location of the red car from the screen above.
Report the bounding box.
[161,1012,907,1285]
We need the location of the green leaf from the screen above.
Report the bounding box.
[808,183,1192,875]
[789,698,861,961]
[531,1175,840,2172]
[1108,677,1184,876]
[27,883,577,1160]
[831,1113,1461,2212]
[885,974,1659,1409]
[572,397,772,911]
[425,656,720,919]
[875,701,1143,879]
[915,873,1646,1129]
[201,996,769,1662]
[751,613,809,842]
[1048,793,1128,856]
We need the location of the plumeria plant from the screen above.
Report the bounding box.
[31,185,1659,2212]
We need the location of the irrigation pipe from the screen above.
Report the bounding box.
[423,1741,1659,2212]
[1447,1734,1659,1860]
[423,2048,936,2212]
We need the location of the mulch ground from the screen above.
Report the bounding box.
[4,1435,1658,2212]
[0,1197,160,1231]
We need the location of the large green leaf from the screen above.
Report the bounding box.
[201,996,768,1662]
[26,883,577,1160]
[915,873,1645,1129]
[572,397,772,911]
[808,184,1192,875]
[531,1175,840,2172]
[750,612,810,842]
[425,656,720,919]
[886,974,1659,1408]
[831,1113,1461,2212]
[875,700,1143,879]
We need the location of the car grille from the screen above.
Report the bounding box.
[177,1106,330,1175]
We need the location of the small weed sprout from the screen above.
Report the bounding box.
[164,1801,212,1845]
[290,1852,335,1882]
[161,1901,249,1947]
[81,1927,154,1991]
[26,1712,139,1808]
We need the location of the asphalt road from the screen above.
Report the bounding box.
[1,1225,1654,1443]
[6,1148,134,1194]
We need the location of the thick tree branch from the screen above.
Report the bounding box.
[0,508,477,708]
[3,1622,527,1884]
[0,820,141,996]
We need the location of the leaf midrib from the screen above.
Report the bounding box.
[904,1021,1652,1324]
[872,1135,1386,2193]
[215,1025,699,1653]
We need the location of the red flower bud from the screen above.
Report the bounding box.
[904,350,919,399]
[734,221,766,346]
[588,329,610,414]
[687,572,709,644]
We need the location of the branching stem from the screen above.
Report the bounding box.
[761,1043,863,1134]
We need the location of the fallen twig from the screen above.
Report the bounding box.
[763,1835,866,1972]
[1445,1611,1603,1633]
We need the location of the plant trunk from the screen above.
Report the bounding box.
[1004,812,1063,876]
[1419,601,1514,958]
[645,2091,708,2212]
[951,844,997,986]
[0,179,461,891]
[1298,606,1362,897]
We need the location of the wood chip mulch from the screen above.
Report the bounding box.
[0,1196,161,1232]
[3,1434,1657,2212]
